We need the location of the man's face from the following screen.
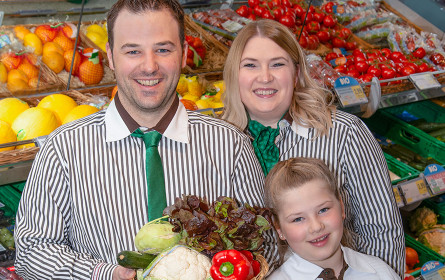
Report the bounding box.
[107,8,186,123]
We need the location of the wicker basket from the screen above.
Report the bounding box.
[78,20,109,67]
[0,89,99,166]
[252,254,269,280]
[183,15,229,74]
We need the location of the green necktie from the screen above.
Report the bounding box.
[248,120,280,176]
[131,128,167,221]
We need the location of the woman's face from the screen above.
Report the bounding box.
[238,36,297,127]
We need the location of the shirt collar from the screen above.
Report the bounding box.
[278,115,310,139]
[104,92,189,144]
[342,246,377,274]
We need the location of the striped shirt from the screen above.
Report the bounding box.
[274,110,404,277]
[14,97,268,279]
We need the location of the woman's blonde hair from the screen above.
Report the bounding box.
[264,157,353,264]
[222,19,336,136]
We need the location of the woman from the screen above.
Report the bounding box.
[222,19,404,277]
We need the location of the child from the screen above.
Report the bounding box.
[265,157,399,279]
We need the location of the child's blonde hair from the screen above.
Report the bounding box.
[264,157,353,264]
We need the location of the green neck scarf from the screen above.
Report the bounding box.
[248,119,281,176]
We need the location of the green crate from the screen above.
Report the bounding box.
[422,199,445,224]
[384,100,445,123]
[405,234,445,277]
[0,182,24,218]
[385,152,420,185]
[363,110,445,164]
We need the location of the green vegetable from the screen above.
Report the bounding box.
[134,216,181,254]
[116,250,157,269]
[409,207,438,235]
[418,225,445,257]
[409,119,445,133]
[428,127,445,138]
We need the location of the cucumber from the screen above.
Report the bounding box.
[428,127,445,138]
[116,250,157,269]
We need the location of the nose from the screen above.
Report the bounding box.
[258,66,273,83]
[141,52,159,74]
[309,217,325,234]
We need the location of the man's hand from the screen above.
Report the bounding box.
[113,266,136,280]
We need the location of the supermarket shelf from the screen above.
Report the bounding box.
[380,86,445,109]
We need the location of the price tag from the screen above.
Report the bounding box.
[409,72,441,91]
[392,186,405,207]
[421,261,445,280]
[398,176,430,205]
[424,164,445,195]
[333,76,368,108]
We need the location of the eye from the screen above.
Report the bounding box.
[242,63,255,68]
[292,217,303,223]
[127,50,139,55]
[319,207,329,214]
[157,48,171,54]
[272,62,285,67]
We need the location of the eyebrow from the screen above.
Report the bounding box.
[240,56,290,63]
[120,41,176,50]
[284,200,334,219]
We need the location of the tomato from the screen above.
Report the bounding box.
[430,53,445,66]
[338,27,352,40]
[346,69,360,78]
[404,62,419,73]
[406,247,419,269]
[334,64,347,74]
[300,12,313,22]
[254,5,267,17]
[352,49,365,58]
[279,14,296,28]
[331,37,346,48]
[307,35,320,50]
[316,30,330,43]
[389,51,404,62]
[248,0,259,8]
[271,0,281,7]
[298,35,308,48]
[418,62,430,72]
[323,14,337,28]
[307,21,321,34]
[247,13,257,20]
[312,12,325,23]
[294,4,305,17]
[380,48,391,58]
[345,41,357,50]
[322,2,334,13]
[381,68,396,79]
[358,73,374,83]
[325,52,338,62]
[367,65,381,78]
[282,0,292,8]
[262,9,274,19]
[400,66,416,76]
[272,6,284,21]
[412,47,426,59]
[236,5,251,17]
[308,6,315,13]
[355,61,369,74]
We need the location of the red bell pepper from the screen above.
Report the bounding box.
[240,250,261,276]
[210,250,254,280]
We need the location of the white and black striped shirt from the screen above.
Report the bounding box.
[14,98,268,279]
[275,110,404,277]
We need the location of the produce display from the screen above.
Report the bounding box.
[176,75,225,110]
[117,195,270,280]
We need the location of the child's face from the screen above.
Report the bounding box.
[275,179,345,268]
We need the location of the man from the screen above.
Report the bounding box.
[14,0,266,279]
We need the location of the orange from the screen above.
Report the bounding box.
[23,53,38,66]
[110,85,118,101]
[43,41,64,57]
[1,53,22,71]
[28,77,40,88]
[7,69,28,83]
[63,49,81,75]
[0,62,7,84]
[53,36,75,52]
[78,59,103,85]
[42,51,65,74]
[7,78,29,92]
[35,24,58,44]
[13,26,30,41]
[18,63,39,80]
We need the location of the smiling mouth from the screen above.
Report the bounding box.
[309,234,328,243]
[136,79,160,86]
[254,89,277,96]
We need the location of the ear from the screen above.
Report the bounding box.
[340,197,346,220]
[106,42,114,70]
[182,42,188,69]
[273,216,286,241]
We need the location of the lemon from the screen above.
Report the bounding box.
[42,51,65,74]
[0,97,30,125]
[195,99,211,110]
[13,26,30,41]
[63,104,99,124]
[23,33,43,55]
[0,120,17,151]
[176,75,188,96]
[210,101,224,109]
[12,107,60,149]
[7,78,29,93]
[7,69,28,83]
[37,94,78,124]
[182,94,199,102]
[0,62,7,84]
[87,24,107,37]
[43,42,64,57]
[86,31,106,45]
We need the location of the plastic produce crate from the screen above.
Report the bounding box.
[384,152,420,185]
[384,100,445,124]
[422,199,445,224]
[363,109,445,164]
[0,182,25,219]
[405,234,445,277]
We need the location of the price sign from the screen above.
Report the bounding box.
[409,72,441,91]
[424,164,445,195]
[421,261,445,280]
[398,176,430,205]
[333,76,368,108]
[392,186,405,207]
